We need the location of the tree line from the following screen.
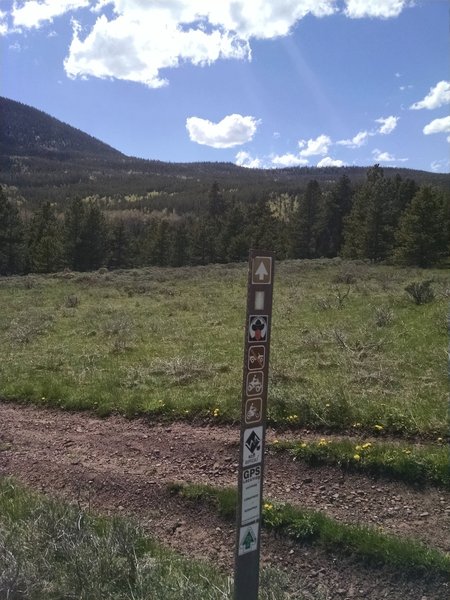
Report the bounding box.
[1,165,449,276]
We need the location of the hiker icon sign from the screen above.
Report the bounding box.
[248,315,268,343]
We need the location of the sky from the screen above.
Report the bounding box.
[1,0,449,173]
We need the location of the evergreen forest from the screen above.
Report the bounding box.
[1,96,449,274]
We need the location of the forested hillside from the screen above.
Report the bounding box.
[0,97,449,273]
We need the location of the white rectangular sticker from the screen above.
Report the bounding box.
[242,466,261,525]
[242,426,263,468]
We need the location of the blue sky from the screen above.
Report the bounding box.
[1,0,449,172]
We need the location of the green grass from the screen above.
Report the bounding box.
[173,483,450,578]
[0,260,448,435]
[269,438,450,488]
[0,477,295,600]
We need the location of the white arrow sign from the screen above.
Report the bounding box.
[252,257,272,284]
[255,262,268,281]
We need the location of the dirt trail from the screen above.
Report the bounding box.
[0,401,449,599]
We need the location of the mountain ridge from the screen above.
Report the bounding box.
[1,96,449,210]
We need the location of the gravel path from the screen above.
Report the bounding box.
[0,401,448,599]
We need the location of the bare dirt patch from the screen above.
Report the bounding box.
[0,401,448,599]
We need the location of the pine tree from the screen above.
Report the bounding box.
[219,201,248,262]
[64,197,86,271]
[27,202,64,273]
[108,220,131,269]
[78,203,107,270]
[207,182,226,219]
[170,221,190,266]
[290,180,322,259]
[190,218,217,265]
[0,187,24,275]
[342,165,396,261]
[394,186,448,267]
[151,219,170,266]
[318,174,353,257]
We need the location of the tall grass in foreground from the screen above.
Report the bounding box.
[0,478,297,600]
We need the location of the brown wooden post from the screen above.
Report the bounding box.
[234,249,275,600]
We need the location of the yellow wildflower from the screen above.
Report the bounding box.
[353,454,361,461]
[264,503,273,510]
[300,442,307,448]
[362,442,372,449]
[355,445,362,451]
[374,424,384,431]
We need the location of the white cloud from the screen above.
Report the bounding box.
[12,0,89,29]
[375,115,398,134]
[186,114,259,148]
[344,0,411,19]
[0,9,10,35]
[423,116,450,136]
[65,13,250,88]
[6,1,415,87]
[337,130,369,148]
[372,149,408,163]
[271,153,308,167]
[299,134,331,157]
[430,159,450,173]
[62,1,339,86]
[317,156,345,167]
[235,151,263,169]
[410,81,450,110]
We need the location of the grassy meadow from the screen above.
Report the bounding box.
[0,259,448,437]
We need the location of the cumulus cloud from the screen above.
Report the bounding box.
[65,13,250,88]
[410,81,450,110]
[12,0,89,29]
[299,134,331,157]
[317,156,345,167]
[186,114,259,148]
[375,115,398,134]
[4,1,413,87]
[344,0,411,19]
[271,153,308,167]
[372,149,408,163]
[61,1,341,86]
[235,151,263,169]
[423,116,450,137]
[337,130,370,148]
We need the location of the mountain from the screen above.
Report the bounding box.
[0,96,124,159]
[1,96,449,212]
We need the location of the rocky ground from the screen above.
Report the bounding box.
[0,401,448,599]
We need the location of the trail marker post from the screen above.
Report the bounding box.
[234,250,274,600]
